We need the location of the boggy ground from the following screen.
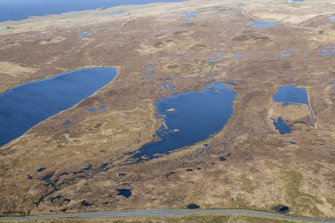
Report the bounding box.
[0,0,335,218]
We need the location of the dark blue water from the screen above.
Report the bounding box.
[116,189,132,198]
[273,205,290,214]
[273,85,308,106]
[0,67,117,148]
[0,0,185,22]
[37,167,46,172]
[273,117,292,134]
[187,203,200,209]
[131,82,236,162]
[250,21,280,28]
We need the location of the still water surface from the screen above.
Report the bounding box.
[0,0,185,22]
[131,83,236,162]
[0,67,117,148]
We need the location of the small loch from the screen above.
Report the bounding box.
[0,67,117,148]
[272,85,309,134]
[250,21,281,29]
[131,82,236,162]
[273,85,308,106]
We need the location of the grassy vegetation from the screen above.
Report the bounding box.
[7,215,307,223]
[283,170,323,216]
[326,198,335,209]
[239,173,258,192]
[230,194,253,209]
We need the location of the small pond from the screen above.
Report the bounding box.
[249,21,281,28]
[273,204,291,214]
[0,67,117,148]
[116,189,132,198]
[273,117,292,135]
[79,32,92,37]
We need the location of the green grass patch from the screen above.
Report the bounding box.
[283,169,323,216]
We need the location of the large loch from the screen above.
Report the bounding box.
[0,67,117,147]
[131,83,236,162]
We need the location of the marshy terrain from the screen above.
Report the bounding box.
[0,0,334,220]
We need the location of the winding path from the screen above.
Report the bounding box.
[1,209,335,222]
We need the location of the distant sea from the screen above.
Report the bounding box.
[0,0,185,22]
